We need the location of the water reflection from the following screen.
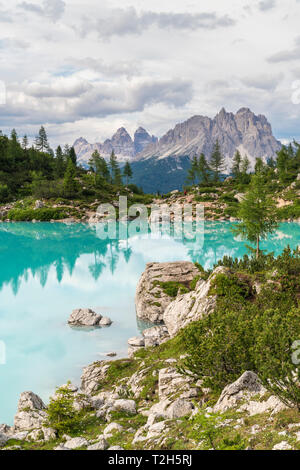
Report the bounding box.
[0,221,299,425]
[0,221,299,296]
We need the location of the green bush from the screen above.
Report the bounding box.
[46,384,86,436]
[7,207,67,221]
[181,249,300,403]
[253,307,300,410]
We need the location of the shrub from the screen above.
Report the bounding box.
[253,308,300,410]
[46,384,86,436]
[181,306,256,391]
[7,207,67,221]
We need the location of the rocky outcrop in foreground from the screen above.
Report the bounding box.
[135,261,230,337]
[135,261,200,323]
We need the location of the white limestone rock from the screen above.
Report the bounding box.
[68,308,102,327]
[81,361,110,395]
[273,441,292,450]
[103,422,123,438]
[163,266,230,337]
[214,371,265,413]
[64,437,89,450]
[135,261,200,324]
[14,392,47,432]
[87,436,109,450]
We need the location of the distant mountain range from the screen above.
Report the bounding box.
[73,108,282,193]
[74,127,157,164]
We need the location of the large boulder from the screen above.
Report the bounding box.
[81,361,110,394]
[143,326,170,348]
[64,437,89,450]
[135,262,200,323]
[14,392,47,432]
[158,368,198,400]
[163,267,229,337]
[17,392,45,412]
[148,398,194,420]
[68,308,102,327]
[214,371,264,413]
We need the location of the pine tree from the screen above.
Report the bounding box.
[123,161,133,186]
[35,126,49,152]
[63,159,77,197]
[232,173,278,259]
[231,150,242,179]
[109,151,122,185]
[210,141,225,182]
[186,155,199,185]
[241,156,250,173]
[255,157,265,174]
[55,145,65,178]
[69,147,77,166]
[89,150,110,186]
[198,153,210,184]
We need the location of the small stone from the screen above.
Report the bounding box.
[99,317,112,326]
[103,422,123,438]
[64,437,89,450]
[273,441,292,450]
[87,436,108,451]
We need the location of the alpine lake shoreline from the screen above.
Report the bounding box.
[0,182,300,451]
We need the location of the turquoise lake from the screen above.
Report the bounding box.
[0,221,299,425]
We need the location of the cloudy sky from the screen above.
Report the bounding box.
[0,0,300,147]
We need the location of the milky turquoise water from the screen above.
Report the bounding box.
[0,221,299,425]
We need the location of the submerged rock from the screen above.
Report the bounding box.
[135,261,200,324]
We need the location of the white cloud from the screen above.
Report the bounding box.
[18,0,65,22]
[258,0,277,11]
[0,1,299,147]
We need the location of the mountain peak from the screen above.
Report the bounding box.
[136,107,281,172]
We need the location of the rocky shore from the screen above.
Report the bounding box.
[1,260,300,451]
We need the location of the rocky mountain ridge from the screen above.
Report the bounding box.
[135,107,281,171]
[74,127,157,165]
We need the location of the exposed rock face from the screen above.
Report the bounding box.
[81,361,110,395]
[136,107,281,173]
[128,326,170,357]
[134,127,157,154]
[143,326,170,348]
[135,261,200,324]
[14,392,47,432]
[73,126,157,166]
[68,308,102,327]
[87,436,109,451]
[158,368,198,401]
[214,371,264,413]
[17,392,45,412]
[148,398,194,420]
[64,437,89,450]
[163,266,229,337]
